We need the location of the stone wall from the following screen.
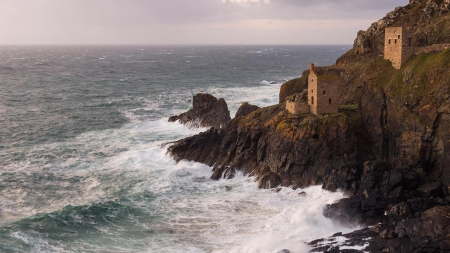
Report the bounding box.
[308,65,319,114]
[308,64,339,115]
[285,91,309,114]
[285,100,310,115]
[314,79,339,114]
[415,43,450,54]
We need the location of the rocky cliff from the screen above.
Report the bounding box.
[168,0,450,251]
[169,104,362,189]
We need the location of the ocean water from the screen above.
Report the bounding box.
[0,45,359,253]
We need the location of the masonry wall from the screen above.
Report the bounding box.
[286,99,310,114]
[384,27,415,69]
[314,80,339,114]
[308,71,319,115]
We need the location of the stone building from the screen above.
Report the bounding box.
[308,64,339,115]
[285,91,310,114]
[384,27,415,69]
[285,63,339,115]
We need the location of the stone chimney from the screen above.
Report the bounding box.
[310,63,315,72]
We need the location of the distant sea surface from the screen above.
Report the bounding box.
[0,45,356,253]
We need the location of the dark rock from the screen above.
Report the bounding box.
[166,2,450,252]
[168,103,360,190]
[276,250,290,253]
[272,187,282,193]
[402,171,419,189]
[220,186,232,191]
[312,206,450,253]
[322,163,361,193]
[417,182,443,198]
[235,102,260,118]
[298,191,307,197]
[168,93,231,129]
[258,173,281,189]
[222,166,236,180]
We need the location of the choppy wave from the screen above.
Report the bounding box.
[0,45,354,253]
[1,117,359,253]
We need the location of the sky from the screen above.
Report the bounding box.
[0,0,409,45]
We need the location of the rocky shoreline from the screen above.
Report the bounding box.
[167,0,450,252]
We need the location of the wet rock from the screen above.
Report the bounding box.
[220,186,232,191]
[169,93,231,129]
[272,187,282,193]
[298,191,307,197]
[258,173,281,189]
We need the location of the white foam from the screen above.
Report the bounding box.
[1,114,360,252]
[201,82,281,117]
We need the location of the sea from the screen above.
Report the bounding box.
[0,45,360,253]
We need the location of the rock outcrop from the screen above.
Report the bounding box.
[167,0,450,251]
[169,104,361,189]
[235,102,260,118]
[310,206,450,252]
[168,93,231,129]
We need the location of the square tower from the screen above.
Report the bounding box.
[384,27,415,69]
[308,64,339,115]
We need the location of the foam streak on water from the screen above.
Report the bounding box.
[0,45,354,252]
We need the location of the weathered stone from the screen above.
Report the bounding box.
[169,93,231,129]
[235,102,260,118]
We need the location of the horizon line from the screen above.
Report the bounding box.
[0,43,353,47]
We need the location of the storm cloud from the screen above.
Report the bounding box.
[0,0,408,44]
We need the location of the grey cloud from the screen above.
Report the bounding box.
[0,0,409,44]
[11,0,409,27]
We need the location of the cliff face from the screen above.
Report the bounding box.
[359,52,450,185]
[169,104,362,189]
[167,0,450,251]
[276,0,450,188]
[336,0,450,66]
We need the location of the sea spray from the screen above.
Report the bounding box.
[0,45,353,252]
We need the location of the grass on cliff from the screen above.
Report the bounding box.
[365,49,450,105]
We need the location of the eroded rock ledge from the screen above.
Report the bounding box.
[168,104,362,190]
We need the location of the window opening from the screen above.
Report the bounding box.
[323,90,326,95]
[408,37,412,47]
[395,39,397,44]
[311,96,314,105]
[329,98,332,105]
